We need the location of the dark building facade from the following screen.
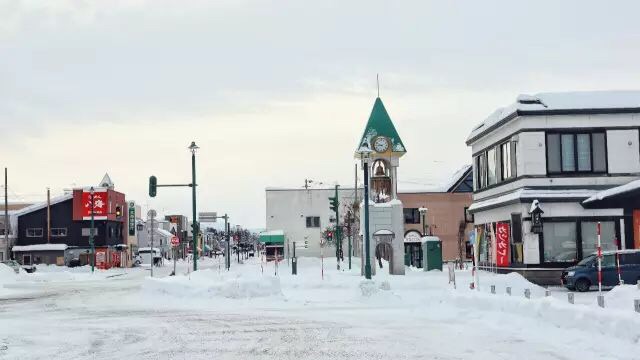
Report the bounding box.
[14,187,127,266]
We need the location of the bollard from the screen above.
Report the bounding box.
[506,286,511,296]
[635,299,640,313]
[597,294,605,308]
[568,292,574,304]
[491,285,496,294]
[524,288,531,299]
[545,289,551,297]
[637,279,640,290]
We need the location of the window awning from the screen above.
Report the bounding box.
[259,230,285,244]
[582,179,640,209]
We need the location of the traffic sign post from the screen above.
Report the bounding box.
[170,235,179,276]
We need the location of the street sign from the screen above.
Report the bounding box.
[199,212,217,222]
[128,201,136,236]
[170,236,180,247]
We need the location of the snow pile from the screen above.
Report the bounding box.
[604,285,640,310]
[0,263,18,286]
[142,269,283,300]
[0,263,21,297]
[450,291,640,343]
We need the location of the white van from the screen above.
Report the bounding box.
[137,248,162,266]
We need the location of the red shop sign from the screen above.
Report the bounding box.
[82,190,108,220]
[496,222,510,267]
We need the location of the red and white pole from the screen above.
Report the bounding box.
[597,222,602,294]
[321,245,324,280]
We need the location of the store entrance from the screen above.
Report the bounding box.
[404,243,423,268]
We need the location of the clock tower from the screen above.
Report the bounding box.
[355,97,406,275]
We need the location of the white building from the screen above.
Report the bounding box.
[466,90,640,284]
[265,186,362,258]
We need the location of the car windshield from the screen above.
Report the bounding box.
[577,255,596,266]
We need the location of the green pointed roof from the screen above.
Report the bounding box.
[356,97,406,154]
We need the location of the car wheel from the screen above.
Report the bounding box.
[575,278,590,292]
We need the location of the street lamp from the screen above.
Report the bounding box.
[419,207,428,237]
[89,186,95,273]
[357,143,373,279]
[189,141,199,271]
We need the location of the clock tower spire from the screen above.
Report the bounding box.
[355,96,407,276]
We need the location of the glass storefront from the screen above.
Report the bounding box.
[542,222,577,262]
[580,221,617,256]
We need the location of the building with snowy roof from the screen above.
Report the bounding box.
[11,174,130,268]
[466,90,640,284]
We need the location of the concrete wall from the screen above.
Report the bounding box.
[266,187,362,258]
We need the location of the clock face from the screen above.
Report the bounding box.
[373,137,389,152]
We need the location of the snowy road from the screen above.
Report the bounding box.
[1,258,639,360]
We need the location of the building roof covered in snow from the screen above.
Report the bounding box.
[355,97,406,155]
[12,244,68,252]
[398,165,472,193]
[467,90,640,144]
[12,194,74,217]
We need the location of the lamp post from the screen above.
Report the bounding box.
[89,186,95,273]
[419,207,428,237]
[189,141,199,271]
[358,145,373,279]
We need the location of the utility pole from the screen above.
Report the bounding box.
[90,187,95,273]
[189,141,199,272]
[362,152,372,279]
[149,210,156,277]
[4,168,8,258]
[346,210,352,270]
[46,188,51,244]
[329,185,341,270]
[226,220,231,270]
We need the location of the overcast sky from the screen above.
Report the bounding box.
[2,0,640,228]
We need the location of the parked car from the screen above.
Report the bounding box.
[561,249,640,292]
[1,260,21,274]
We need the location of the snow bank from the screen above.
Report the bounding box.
[450,291,640,344]
[0,263,21,298]
[0,263,17,286]
[142,269,283,300]
[604,285,640,310]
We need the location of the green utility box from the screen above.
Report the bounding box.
[422,236,443,271]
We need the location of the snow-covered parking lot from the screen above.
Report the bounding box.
[1,257,639,360]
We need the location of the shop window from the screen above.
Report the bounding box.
[487,148,497,186]
[542,222,577,262]
[474,140,517,190]
[51,228,67,237]
[547,132,606,174]
[403,208,420,224]
[82,228,99,236]
[26,228,43,237]
[580,221,617,257]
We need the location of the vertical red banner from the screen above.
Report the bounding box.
[496,222,510,267]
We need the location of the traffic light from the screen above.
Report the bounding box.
[149,175,157,197]
[115,206,122,218]
[327,231,333,241]
[328,196,338,212]
[191,221,199,235]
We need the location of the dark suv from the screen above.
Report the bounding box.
[562,249,640,292]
